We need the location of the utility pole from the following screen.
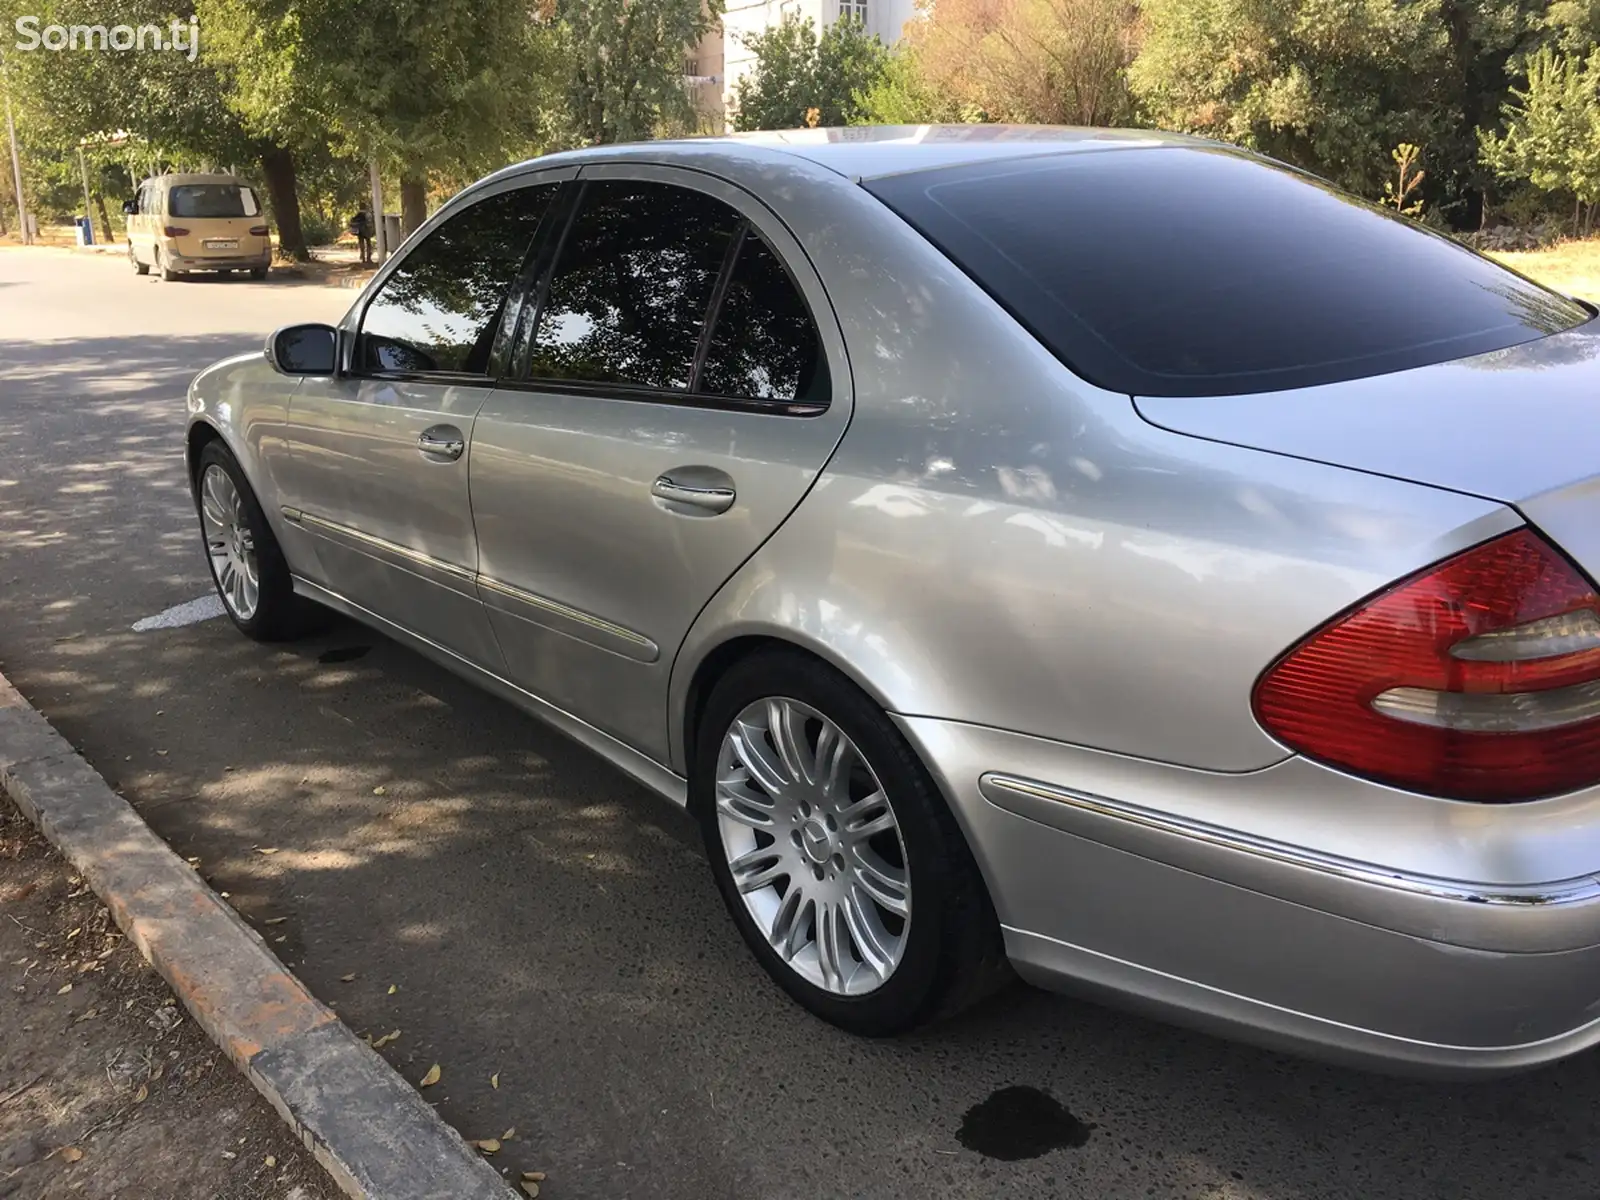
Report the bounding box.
[368,160,387,264]
[77,145,94,240]
[3,57,30,245]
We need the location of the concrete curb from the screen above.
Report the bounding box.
[0,671,518,1200]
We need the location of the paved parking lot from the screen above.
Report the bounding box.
[3,246,1599,1199]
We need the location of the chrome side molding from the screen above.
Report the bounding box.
[980,772,1600,910]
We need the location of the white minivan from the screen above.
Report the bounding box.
[124,173,272,281]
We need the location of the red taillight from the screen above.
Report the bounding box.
[249,225,270,236]
[163,225,189,237]
[1254,528,1600,802]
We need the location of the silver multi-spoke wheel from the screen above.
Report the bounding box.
[715,697,911,996]
[199,464,260,620]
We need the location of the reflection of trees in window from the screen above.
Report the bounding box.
[701,233,824,402]
[360,185,557,375]
[528,182,743,390]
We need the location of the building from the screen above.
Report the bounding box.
[690,0,921,131]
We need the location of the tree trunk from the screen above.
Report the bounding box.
[259,144,309,261]
[94,193,113,245]
[399,174,427,238]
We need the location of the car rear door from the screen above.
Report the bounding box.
[274,172,569,667]
[468,165,852,762]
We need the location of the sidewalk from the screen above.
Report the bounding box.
[0,802,336,1200]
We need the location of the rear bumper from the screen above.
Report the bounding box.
[165,249,271,271]
[896,716,1600,1077]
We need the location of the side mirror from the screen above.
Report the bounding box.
[121,199,138,216]
[265,323,338,376]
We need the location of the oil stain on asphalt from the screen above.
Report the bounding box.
[957,1086,1094,1160]
[317,645,372,664]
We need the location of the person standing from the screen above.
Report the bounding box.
[350,208,374,265]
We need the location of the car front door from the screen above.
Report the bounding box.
[274,173,567,666]
[468,166,852,762]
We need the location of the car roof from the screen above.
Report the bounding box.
[498,124,1221,185]
[139,173,251,188]
[710,124,1215,178]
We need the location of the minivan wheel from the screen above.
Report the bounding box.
[694,651,1010,1036]
[249,265,269,281]
[194,442,312,641]
[129,241,149,276]
[156,248,179,282]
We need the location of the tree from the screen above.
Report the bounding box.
[856,47,982,124]
[1129,1,1548,223]
[731,15,890,131]
[0,0,307,247]
[911,0,1137,126]
[202,0,566,243]
[563,0,720,144]
[1480,46,1600,229]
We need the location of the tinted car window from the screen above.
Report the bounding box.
[700,230,828,405]
[866,147,1591,397]
[359,184,556,376]
[169,184,259,219]
[527,181,743,390]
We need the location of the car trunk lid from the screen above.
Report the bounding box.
[1134,319,1600,578]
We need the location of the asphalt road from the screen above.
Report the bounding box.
[3,246,1599,1200]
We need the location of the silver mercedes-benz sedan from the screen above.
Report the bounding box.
[185,126,1600,1076]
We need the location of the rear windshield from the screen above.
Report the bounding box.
[865,147,1591,397]
[168,184,258,219]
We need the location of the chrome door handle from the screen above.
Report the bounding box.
[417,429,464,461]
[652,475,735,514]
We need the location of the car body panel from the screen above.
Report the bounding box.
[662,169,1516,773]
[467,163,855,760]
[1133,320,1600,511]
[275,376,502,667]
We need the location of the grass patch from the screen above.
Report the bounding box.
[1490,238,1600,303]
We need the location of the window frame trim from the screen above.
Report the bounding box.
[338,165,580,385]
[507,161,841,417]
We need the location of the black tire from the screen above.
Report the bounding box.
[693,650,1011,1036]
[157,248,179,282]
[193,441,314,641]
[129,242,149,276]
[249,265,269,281]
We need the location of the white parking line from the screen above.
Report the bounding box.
[131,594,225,632]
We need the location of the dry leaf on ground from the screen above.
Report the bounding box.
[372,1030,401,1049]
[56,983,72,995]
[520,1183,540,1198]
[339,973,356,982]
[59,1146,83,1163]
[502,1127,515,1140]
[490,1072,499,1089]
[420,1063,441,1088]
[472,1138,500,1154]
[255,847,279,856]
[372,786,386,795]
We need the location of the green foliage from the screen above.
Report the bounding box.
[855,48,980,125]
[562,0,720,144]
[1128,0,1547,220]
[200,0,564,176]
[1480,45,1600,222]
[1383,142,1426,215]
[730,15,890,132]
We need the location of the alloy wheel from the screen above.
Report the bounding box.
[199,464,260,620]
[714,697,912,996]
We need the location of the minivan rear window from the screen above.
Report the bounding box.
[865,147,1591,397]
[168,184,259,219]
